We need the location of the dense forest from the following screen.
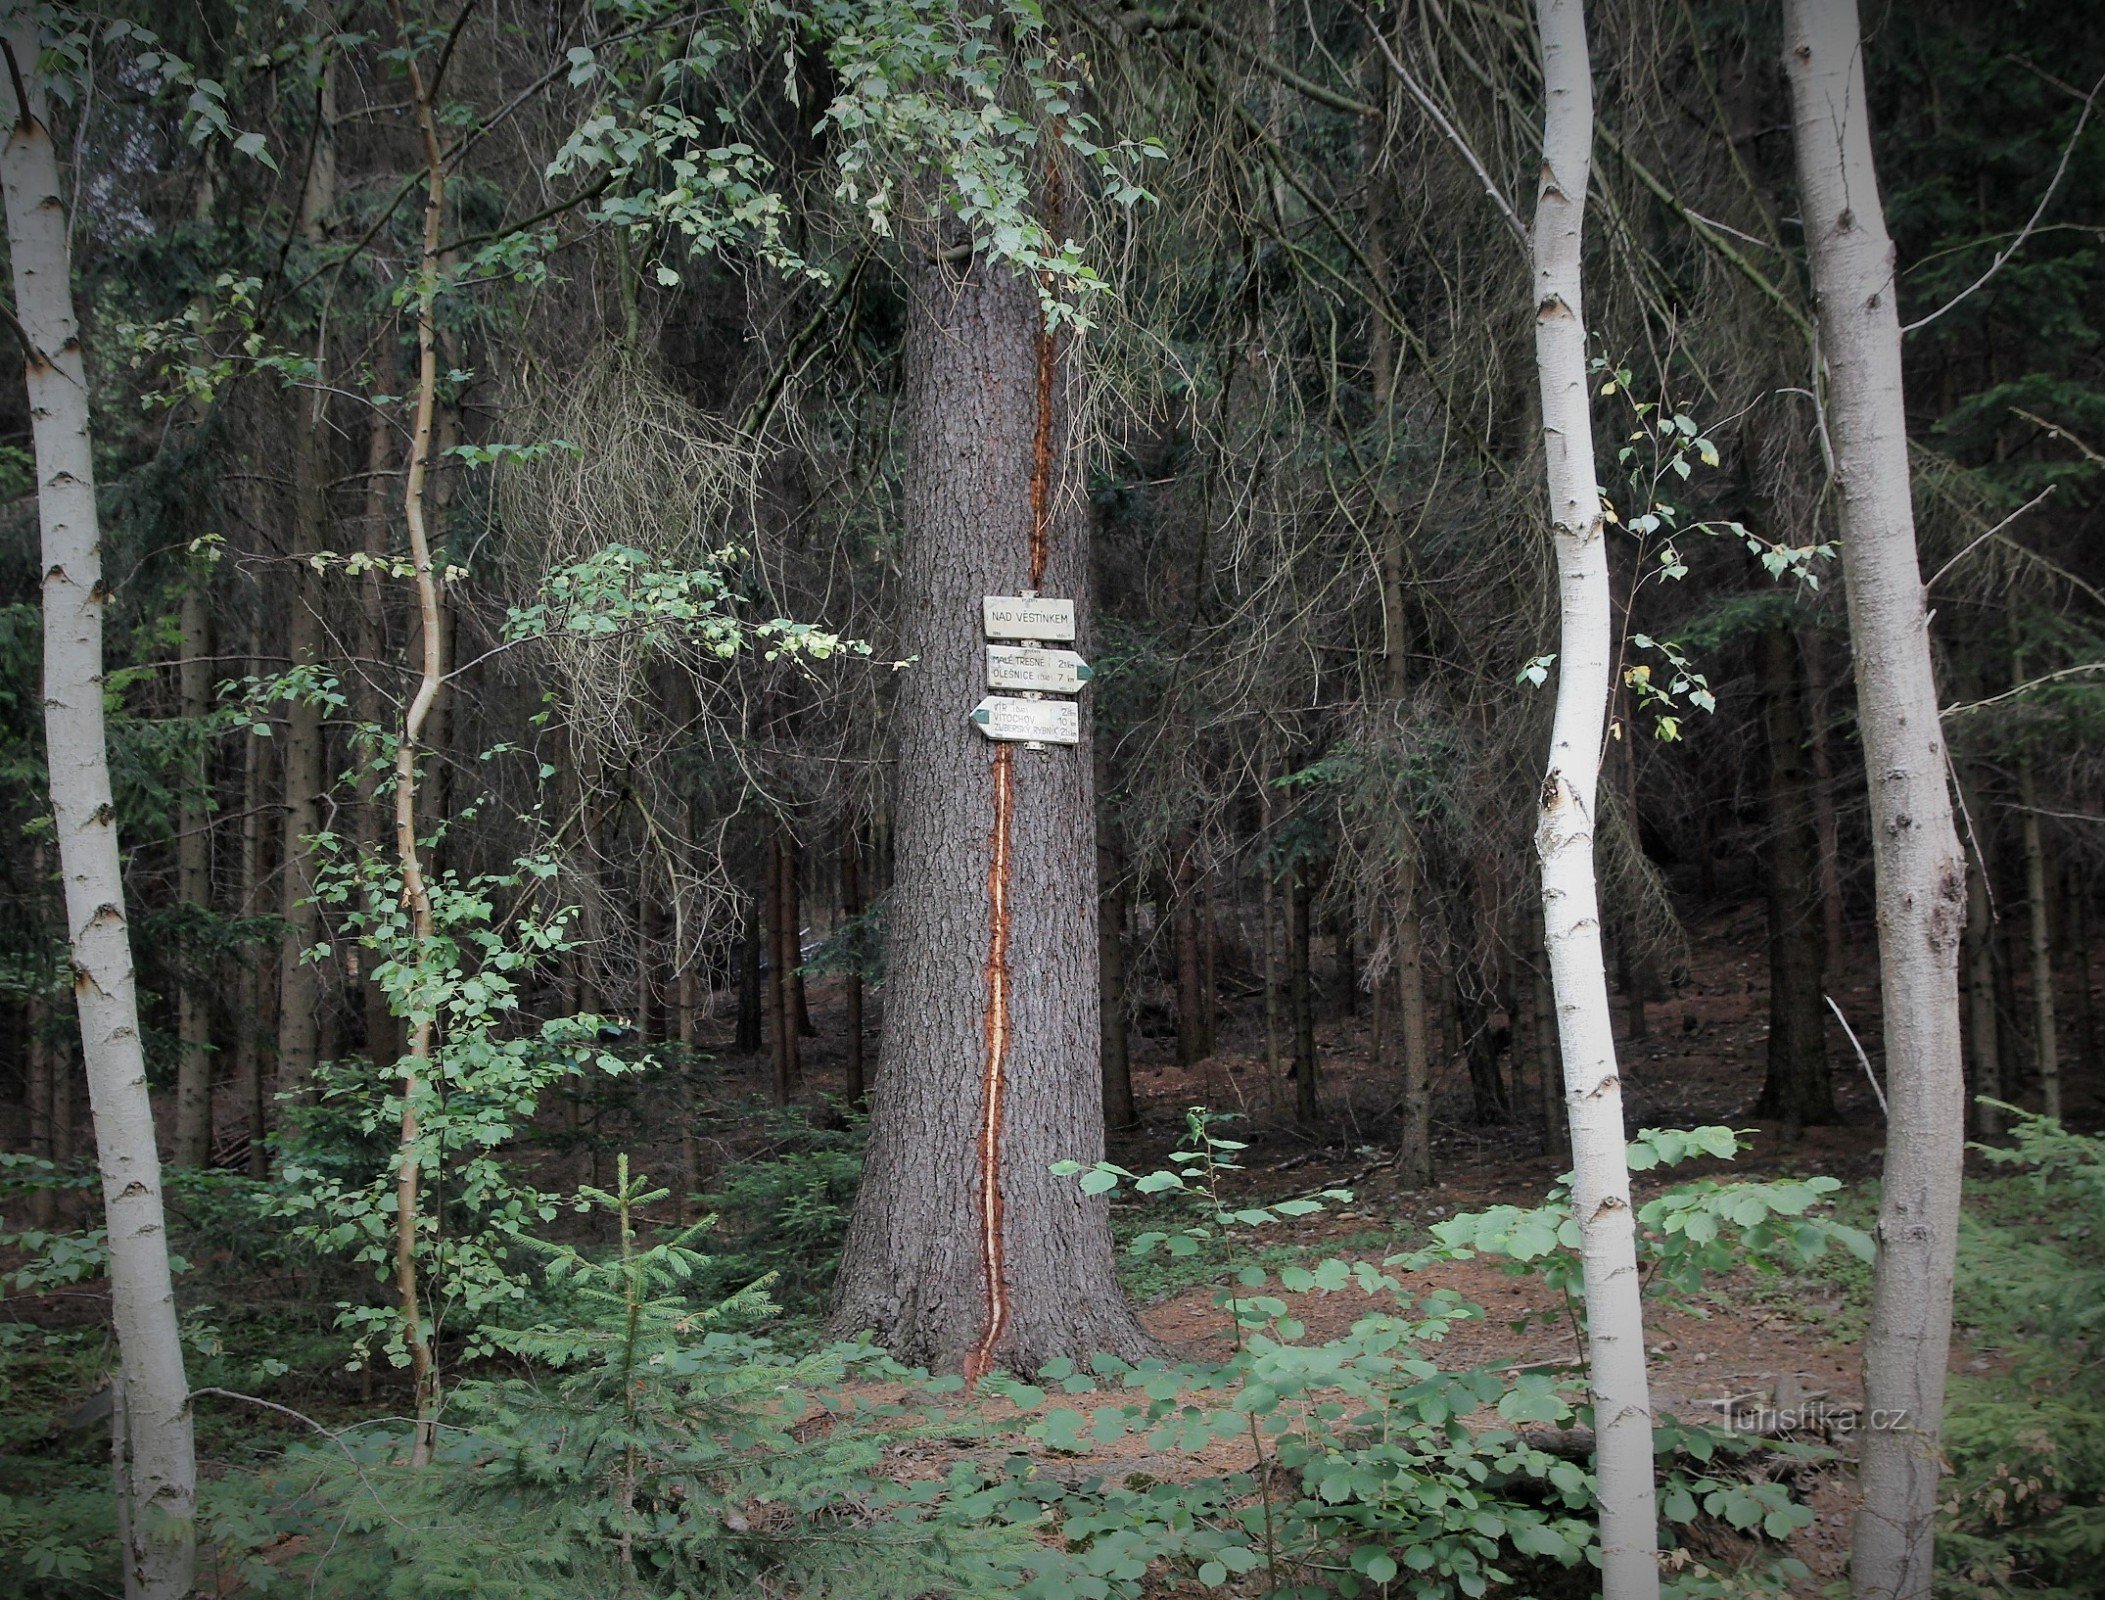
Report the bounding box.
[0,1,2100,1596]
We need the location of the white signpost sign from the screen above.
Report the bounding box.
[982,595,1076,642]
[986,644,1092,694]
[970,695,1080,746]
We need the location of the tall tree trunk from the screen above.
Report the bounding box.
[1391,862,1435,1185]
[233,655,272,1177]
[2017,763,2061,1120]
[1784,7,1970,1594]
[1962,838,2001,1138]
[357,337,399,1071]
[735,889,763,1056]
[1259,829,1285,1105]
[2,33,197,1593]
[1288,867,1317,1122]
[841,819,867,1106]
[1097,801,1135,1132]
[1755,624,1836,1129]
[388,5,450,1462]
[831,243,1147,1373]
[765,826,796,1103]
[275,60,336,1098]
[787,827,815,1038]
[24,974,54,1226]
[172,581,214,1166]
[1172,832,1206,1067]
[1809,638,1848,958]
[2068,860,2095,1077]
[1526,4,1660,1592]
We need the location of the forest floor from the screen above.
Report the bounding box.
[667,892,2091,1594]
[13,898,2092,1595]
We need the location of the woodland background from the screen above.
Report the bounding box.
[0,1,2100,1596]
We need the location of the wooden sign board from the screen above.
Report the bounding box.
[986,644,1092,694]
[982,595,1076,642]
[970,695,1080,746]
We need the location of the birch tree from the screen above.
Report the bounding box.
[1782,3,1969,1595]
[0,21,196,1597]
[1526,2,1660,1594]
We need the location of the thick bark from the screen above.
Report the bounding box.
[831,248,1147,1373]
[3,33,197,1593]
[172,583,214,1166]
[1784,7,1970,1594]
[2017,764,2061,1120]
[1526,4,1660,1592]
[1755,625,1836,1128]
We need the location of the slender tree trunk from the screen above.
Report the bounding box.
[1755,624,1835,1129]
[735,889,763,1056]
[357,337,399,1071]
[276,62,336,1098]
[1097,805,1135,1132]
[173,583,214,1166]
[765,826,795,1103]
[1785,7,1970,1593]
[233,659,272,1177]
[2,33,197,1593]
[1526,5,1659,1591]
[1528,885,1565,1159]
[841,820,867,1106]
[1392,861,1435,1185]
[1259,836,1285,1105]
[25,977,54,1226]
[388,6,450,1462]
[1172,832,1205,1067]
[1809,639,1848,958]
[2069,861,2095,1077]
[830,241,1147,1373]
[1963,841,2001,1138]
[2017,764,2061,1120]
[1288,867,1318,1122]
[786,828,815,1038]
[1200,874,1220,1048]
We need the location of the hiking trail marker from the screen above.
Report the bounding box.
[974,594,1089,750]
[970,695,1080,745]
[982,595,1075,641]
[986,644,1093,694]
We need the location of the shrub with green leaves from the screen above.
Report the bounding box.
[215,1160,1067,1599]
[1046,1112,1834,1599]
[1936,1109,2105,1598]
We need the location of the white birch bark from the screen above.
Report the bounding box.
[1782,5,1969,1596]
[1,23,196,1597]
[1527,4,1659,1595]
